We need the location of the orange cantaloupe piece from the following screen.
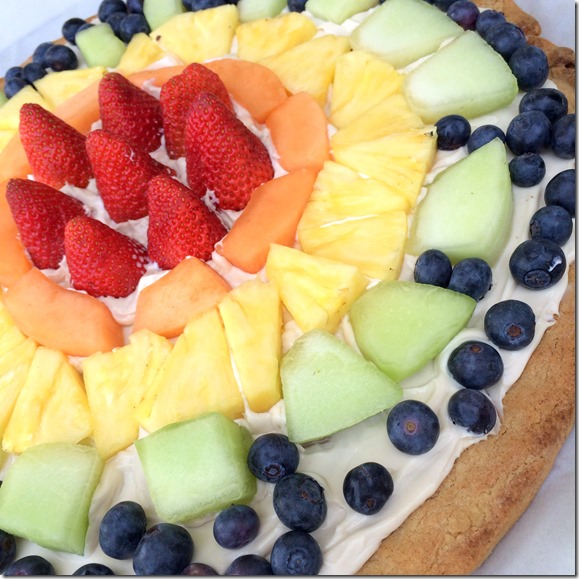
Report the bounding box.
[127,66,187,90]
[132,257,232,339]
[266,91,330,173]
[217,169,317,274]
[205,59,288,124]
[2,268,125,357]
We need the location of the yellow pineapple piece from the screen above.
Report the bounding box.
[34,67,107,109]
[0,299,28,357]
[329,50,404,129]
[135,308,244,433]
[116,33,169,75]
[151,5,239,64]
[3,347,92,454]
[265,244,367,333]
[260,35,351,106]
[0,85,53,131]
[236,12,317,62]
[218,279,282,414]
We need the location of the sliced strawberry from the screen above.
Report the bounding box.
[86,129,173,223]
[99,72,164,153]
[5,178,86,270]
[19,103,93,189]
[184,92,274,211]
[160,63,234,160]
[65,215,149,298]
[147,174,227,269]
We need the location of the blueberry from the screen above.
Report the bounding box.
[44,44,79,72]
[4,77,28,99]
[529,205,573,246]
[448,257,492,301]
[119,13,151,42]
[273,473,327,532]
[343,462,394,516]
[414,249,453,287]
[448,340,504,390]
[506,110,552,155]
[75,22,95,39]
[544,169,575,217]
[433,0,458,11]
[270,531,323,576]
[467,124,506,153]
[475,9,506,39]
[127,0,145,14]
[98,0,127,22]
[4,67,23,83]
[509,238,566,290]
[446,0,480,30]
[435,114,471,150]
[32,42,53,68]
[225,554,273,575]
[183,0,233,10]
[551,113,575,159]
[22,62,47,84]
[133,523,194,575]
[519,88,568,123]
[4,555,55,576]
[508,152,546,187]
[386,400,440,455]
[448,389,497,435]
[484,299,536,351]
[181,562,219,575]
[485,22,527,60]
[287,0,308,11]
[509,44,549,92]
[73,563,115,575]
[99,500,147,560]
[106,13,125,39]
[247,433,300,483]
[0,529,16,574]
[213,504,260,550]
[62,17,87,45]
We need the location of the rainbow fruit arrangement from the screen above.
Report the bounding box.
[0,0,575,575]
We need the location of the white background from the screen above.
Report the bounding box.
[0,0,575,575]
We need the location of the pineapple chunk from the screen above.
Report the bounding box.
[260,35,351,106]
[3,347,92,454]
[34,67,107,109]
[116,33,170,75]
[265,244,368,333]
[135,308,244,433]
[0,298,28,357]
[83,330,172,459]
[218,279,282,414]
[151,5,239,64]
[0,85,53,131]
[330,50,404,129]
[236,12,317,62]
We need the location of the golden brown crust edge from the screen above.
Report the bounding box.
[359,2,575,574]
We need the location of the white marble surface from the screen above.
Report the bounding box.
[0,0,575,575]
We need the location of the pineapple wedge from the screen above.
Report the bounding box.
[0,85,53,131]
[34,67,107,109]
[117,33,170,75]
[218,279,282,414]
[265,244,368,333]
[236,12,317,62]
[135,308,244,433]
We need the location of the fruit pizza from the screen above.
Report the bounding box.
[0,0,575,575]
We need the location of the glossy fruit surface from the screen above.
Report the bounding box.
[414,249,453,287]
[508,152,545,187]
[0,530,16,574]
[448,340,504,389]
[98,0,127,22]
[387,400,440,455]
[44,44,79,71]
[448,389,497,435]
[99,501,147,560]
[506,110,552,155]
[435,114,471,150]
[22,62,47,84]
[119,13,151,42]
[544,169,575,217]
[343,462,394,515]
[529,206,573,246]
[72,563,115,575]
[4,555,56,576]
[485,22,527,60]
[213,505,260,550]
[508,45,549,92]
[446,0,479,30]
[62,17,87,44]
[475,9,506,38]
[247,433,300,483]
[181,562,219,575]
[509,238,567,290]
[519,87,568,122]
[270,530,323,576]
[467,124,505,153]
[551,113,576,159]
[225,554,273,575]
[32,42,53,68]
[484,299,536,351]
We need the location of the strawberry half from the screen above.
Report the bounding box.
[65,215,149,298]
[184,92,274,211]
[99,72,164,153]
[19,103,93,189]
[147,174,227,269]
[86,129,173,223]
[160,63,234,160]
[6,178,86,270]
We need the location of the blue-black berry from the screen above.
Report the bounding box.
[127,0,145,14]
[99,500,147,560]
[98,0,127,22]
[448,389,497,435]
[62,17,87,45]
[270,531,323,576]
[544,169,575,217]
[446,0,480,30]
[343,462,394,515]
[519,88,568,123]
[72,563,115,575]
[508,152,546,187]
[4,77,28,99]
[183,0,233,10]
[529,205,573,247]
[448,340,504,390]
[213,505,260,550]
[509,238,566,290]
[485,22,527,61]
[287,0,308,11]
[225,554,273,575]
[0,530,16,574]
[448,257,492,301]
[475,9,506,39]
[508,45,549,92]
[44,44,78,72]
[119,13,151,42]
[484,299,536,350]
[32,42,53,68]
[4,555,55,576]
[22,62,47,84]
[551,113,575,159]
[387,400,440,455]
[181,562,219,575]
[467,124,506,153]
[247,433,300,483]
[414,249,453,287]
[435,114,471,150]
[506,111,552,155]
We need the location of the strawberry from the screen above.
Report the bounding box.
[147,174,227,269]
[64,215,149,298]
[184,92,274,211]
[5,178,86,270]
[160,63,234,160]
[86,129,173,223]
[19,103,93,189]
[99,72,164,153]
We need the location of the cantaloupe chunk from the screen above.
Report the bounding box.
[2,268,124,357]
[133,257,231,339]
[217,169,317,273]
[205,58,288,124]
[266,92,330,172]
[127,65,186,90]
[0,135,32,184]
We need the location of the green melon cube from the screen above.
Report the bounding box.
[76,23,127,68]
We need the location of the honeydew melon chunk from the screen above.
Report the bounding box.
[408,138,513,265]
[350,281,476,383]
[144,0,186,30]
[281,329,402,444]
[136,413,256,523]
[350,0,464,69]
[0,443,104,555]
[404,31,519,123]
[305,0,379,24]
[237,0,286,22]
[76,24,127,68]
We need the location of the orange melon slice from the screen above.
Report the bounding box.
[127,66,187,90]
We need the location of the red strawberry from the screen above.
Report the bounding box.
[99,72,164,153]
[184,92,274,211]
[160,63,234,160]
[64,215,149,298]
[147,174,227,269]
[19,103,93,189]
[86,129,173,223]
[5,178,86,269]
